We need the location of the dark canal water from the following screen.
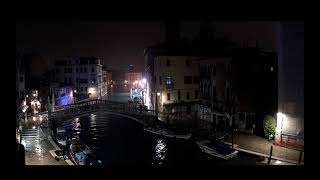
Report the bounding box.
[63,112,231,166]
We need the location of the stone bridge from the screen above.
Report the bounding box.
[48,99,159,127]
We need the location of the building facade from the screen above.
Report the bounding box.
[275,22,304,149]
[125,72,143,85]
[54,57,103,100]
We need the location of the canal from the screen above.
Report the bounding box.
[63,111,259,166]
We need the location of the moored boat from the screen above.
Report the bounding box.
[196,140,238,160]
[144,127,192,140]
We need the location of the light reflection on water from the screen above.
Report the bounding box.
[154,139,167,165]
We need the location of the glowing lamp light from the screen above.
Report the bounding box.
[142,78,147,84]
[74,90,77,93]
[88,88,96,94]
[276,112,287,133]
[275,160,282,164]
[157,92,161,96]
[33,117,36,121]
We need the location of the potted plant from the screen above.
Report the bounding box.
[263,115,276,140]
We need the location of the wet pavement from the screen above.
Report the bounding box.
[21,116,67,165]
[223,133,304,164]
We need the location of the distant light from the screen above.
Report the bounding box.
[142,78,147,84]
[32,126,36,129]
[275,160,282,164]
[33,94,36,97]
[88,88,96,94]
[74,90,77,93]
[271,67,274,71]
[157,92,160,96]
[26,95,28,98]
[33,117,36,121]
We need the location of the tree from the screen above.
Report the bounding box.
[263,115,276,140]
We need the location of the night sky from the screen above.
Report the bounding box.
[16,21,277,70]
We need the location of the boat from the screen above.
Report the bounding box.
[196,140,238,160]
[144,127,192,140]
[68,139,103,165]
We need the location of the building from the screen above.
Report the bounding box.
[50,83,74,107]
[54,57,103,100]
[144,40,201,126]
[125,65,143,85]
[275,22,304,149]
[197,47,278,134]
[101,69,108,97]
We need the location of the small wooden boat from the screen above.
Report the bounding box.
[144,127,192,140]
[196,140,238,160]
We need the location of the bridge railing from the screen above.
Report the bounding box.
[49,99,157,125]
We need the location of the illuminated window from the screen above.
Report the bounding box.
[165,76,172,85]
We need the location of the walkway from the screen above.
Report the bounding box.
[21,117,68,165]
[223,133,304,164]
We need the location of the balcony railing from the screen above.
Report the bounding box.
[165,84,174,89]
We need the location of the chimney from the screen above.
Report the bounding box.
[165,20,180,42]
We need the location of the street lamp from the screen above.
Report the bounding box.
[142,78,147,84]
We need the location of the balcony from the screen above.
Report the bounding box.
[165,83,174,90]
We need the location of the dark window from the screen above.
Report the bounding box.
[185,59,190,67]
[178,91,181,100]
[167,93,170,101]
[81,87,83,91]
[226,87,230,101]
[76,78,79,83]
[213,86,216,97]
[159,76,162,85]
[187,106,191,114]
[85,87,87,93]
[186,92,190,100]
[84,67,87,73]
[92,67,94,73]
[64,78,67,83]
[193,76,199,84]
[166,59,171,67]
[80,68,83,73]
[64,68,67,73]
[69,68,72,73]
[195,90,198,99]
[76,68,78,73]
[226,63,231,73]
[213,65,216,76]
[19,76,23,82]
[79,79,88,83]
[154,76,157,84]
[184,76,192,84]
[69,78,71,83]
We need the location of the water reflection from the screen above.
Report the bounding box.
[154,139,167,166]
